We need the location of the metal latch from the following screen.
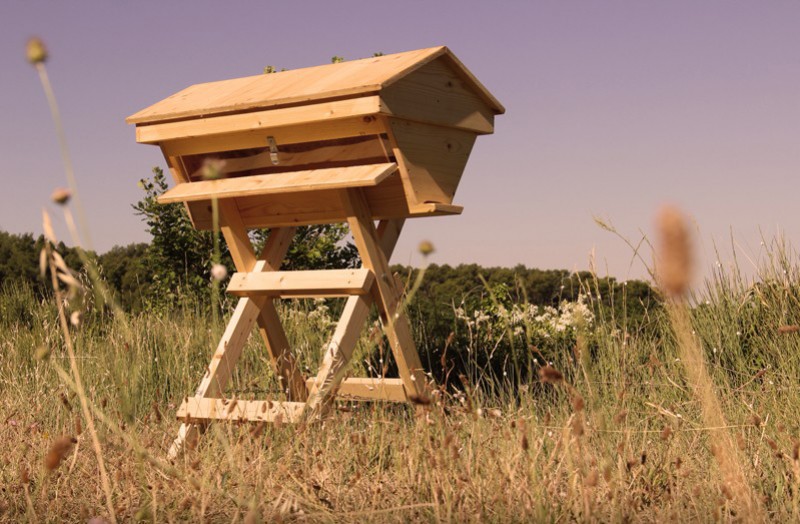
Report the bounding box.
[267,136,279,165]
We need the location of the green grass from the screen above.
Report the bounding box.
[3,240,800,522]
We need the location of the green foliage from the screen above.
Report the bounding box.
[96,243,153,311]
[0,231,40,289]
[0,230,90,298]
[250,225,359,271]
[394,263,659,386]
[133,167,222,308]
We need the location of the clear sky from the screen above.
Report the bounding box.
[2,1,798,283]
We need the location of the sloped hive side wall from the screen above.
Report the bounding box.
[388,118,477,206]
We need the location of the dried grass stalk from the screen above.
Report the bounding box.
[656,205,693,299]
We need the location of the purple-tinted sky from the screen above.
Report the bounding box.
[2,2,798,283]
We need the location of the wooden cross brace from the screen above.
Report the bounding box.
[168,189,429,459]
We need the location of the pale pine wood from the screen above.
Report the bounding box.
[183,178,462,231]
[162,154,190,184]
[158,163,398,204]
[304,220,406,418]
[132,45,507,465]
[185,136,392,180]
[168,284,273,458]
[187,293,266,400]
[381,57,495,134]
[177,398,305,423]
[161,153,203,235]
[159,117,385,157]
[141,45,502,459]
[380,48,505,116]
[227,269,374,298]
[340,190,429,398]
[385,117,476,206]
[167,226,300,460]
[127,46,503,125]
[305,378,408,402]
[435,51,506,116]
[218,199,257,270]
[136,97,383,143]
[218,207,308,401]
[303,296,372,418]
[413,202,464,215]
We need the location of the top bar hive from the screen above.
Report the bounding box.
[127,46,504,230]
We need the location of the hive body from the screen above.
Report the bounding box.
[128,46,504,228]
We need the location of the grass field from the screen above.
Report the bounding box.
[3,232,800,523]
[8,38,800,523]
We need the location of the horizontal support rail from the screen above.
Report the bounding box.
[136,96,384,143]
[176,397,305,423]
[227,269,374,298]
[158,163,397,204]
[305,377,408,402]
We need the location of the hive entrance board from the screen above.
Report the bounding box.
[157,163,398,203]
[178,135,395,182]
[126,46,503,458]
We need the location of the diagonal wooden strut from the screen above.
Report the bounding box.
[338,189,429,399]
[169,202,305,459]
[303,191,431,421]
[218,200,308,400]
[304,219,406,418]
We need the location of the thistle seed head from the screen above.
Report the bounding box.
[45,435,76,471]
[51,187,72,205]
[26,37,48,65]
[656,205,693,299]
[538,365,563,384]
[418,240,435,257]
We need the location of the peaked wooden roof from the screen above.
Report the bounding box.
[127,46,504,125]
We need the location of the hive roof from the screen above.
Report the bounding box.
[127,46,504,125]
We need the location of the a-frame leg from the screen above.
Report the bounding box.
[339,189,430,399]
[168,202,306,459]
[304,220,405,418]
[218,201,308,401]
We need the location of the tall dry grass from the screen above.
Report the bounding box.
[4,228,800,522]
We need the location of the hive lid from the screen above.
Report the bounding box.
[127,46,504,125]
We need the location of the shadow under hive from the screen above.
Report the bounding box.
[127,46,504,458]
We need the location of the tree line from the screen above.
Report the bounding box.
[1,167,659,383]
[0,227,655,318]
[1,166,657,317]
[1,163,657,315]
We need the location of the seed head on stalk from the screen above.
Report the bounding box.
[656,205,693,299]
[26,37,48,65]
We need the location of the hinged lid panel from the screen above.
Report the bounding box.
[127,46,503,125]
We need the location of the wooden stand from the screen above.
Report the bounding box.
[168,185,428,459]
[126,46,504,458]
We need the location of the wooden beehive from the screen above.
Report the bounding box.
[126,46,504,228]
[127,47,504,457]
